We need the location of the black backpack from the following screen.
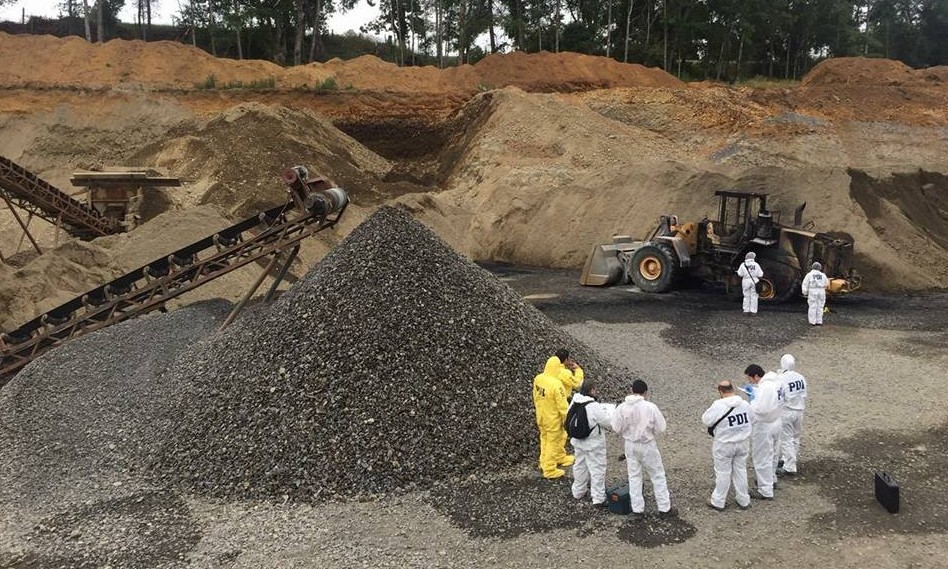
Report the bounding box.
[565,400,595,439]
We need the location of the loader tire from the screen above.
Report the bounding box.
[630,244,677,293]
[756,259,800,304]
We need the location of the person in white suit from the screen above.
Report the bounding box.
[702,380,752,511]
[801,262,829,325]
[568,381,616,508]
[745,365,784,499]
[777,354,808,475]
[612,380,678,518]
[736,252,764,314]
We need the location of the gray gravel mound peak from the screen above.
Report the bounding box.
[148,206,625,502]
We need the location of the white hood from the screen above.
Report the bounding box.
[781,354,796,372]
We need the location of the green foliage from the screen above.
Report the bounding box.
[197,74,216,89]
[315,76,338,91]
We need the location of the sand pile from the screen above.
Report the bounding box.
[469,50,685,91]
[801,57,936,87]
[0,205,287,333]
[132,103,394,216]
[145,207,627,501]
[401,87,692,269]
[0,33,682,94]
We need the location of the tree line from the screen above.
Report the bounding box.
[21,0,948,79]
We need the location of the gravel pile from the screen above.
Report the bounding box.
[146,206,629,502]
[0,300,232,510]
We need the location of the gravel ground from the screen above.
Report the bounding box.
[1,261,947,568]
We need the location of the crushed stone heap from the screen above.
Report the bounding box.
[147,206,627,501]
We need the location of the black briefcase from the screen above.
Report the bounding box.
[874,471,899,513]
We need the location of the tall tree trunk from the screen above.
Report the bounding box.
[606,0,613,57]
[662,0,668,70]
[82,0,92,42]
[735,32,744,82]
[96,0,104,43]
[236,26,243,59]
[146,0,151,40]
[309,0,322,62]
[436,0,443,67]
[488,0,496,52]
[624,0,634,62]
[515,0,524,48]
[459,0,467,63]
[554,0,560,52]
[408,0,416,65]
[208,6,217,57]
[294,0,306,65]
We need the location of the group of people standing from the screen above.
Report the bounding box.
[737,251,830,325]
[532,350,809,517]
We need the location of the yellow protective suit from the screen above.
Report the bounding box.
[551,356,584,393]
[533,358,574,478]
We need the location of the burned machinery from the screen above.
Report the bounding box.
[580,190,861,302]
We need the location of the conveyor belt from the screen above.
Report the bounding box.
[0,167,348,383]
[0,156,118,238]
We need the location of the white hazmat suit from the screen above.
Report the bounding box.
[702,394,752,509]
[801,265,829,325]
[778,354,808,474]
[736,254,764,314]
[750,372,784,498]
[612,394,672,514]
[569,394,616,505]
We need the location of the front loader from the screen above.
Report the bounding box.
[579,191,861,302]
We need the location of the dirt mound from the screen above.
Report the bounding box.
[0,33,681,94]
[0,240,117,332]
[802,57,918,87]
[401,87,693,268]
[470,50,685,91]
[0,33,281,90]
[130,103,396,216]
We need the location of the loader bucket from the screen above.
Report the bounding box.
[579,237,642,286]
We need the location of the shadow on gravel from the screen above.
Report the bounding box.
[428,474,605,539]
[616,517,698,548]
[806,424,948,536]
[8,490,200,569]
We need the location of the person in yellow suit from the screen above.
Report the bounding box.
[533,357,575,479]
[553,348,584,394]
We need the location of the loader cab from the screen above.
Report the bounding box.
[711,191,775,247]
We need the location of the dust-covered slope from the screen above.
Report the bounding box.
[130,103,397,216]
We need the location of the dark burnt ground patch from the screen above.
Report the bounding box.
[489,265,948,338]
[428,471,698,547]
[22,490,200,569]
[616,516,698,548]
[806,424,948,536]
[428,474,609,540]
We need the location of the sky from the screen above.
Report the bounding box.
[0,0,380,37]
